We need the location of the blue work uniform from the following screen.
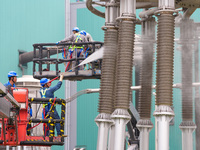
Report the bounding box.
[40,81,62,136]
[4,81,16,95]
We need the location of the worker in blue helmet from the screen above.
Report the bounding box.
[58,27,86,43]
[40,74,64,136]
[57,27,87,71]
[4,71,18,95]
[80,30,94,42]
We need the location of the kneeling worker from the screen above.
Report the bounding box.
[40,74,64,136]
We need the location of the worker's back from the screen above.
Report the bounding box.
[60,32,87,43]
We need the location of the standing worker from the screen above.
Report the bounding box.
[80,30,94,42]
[58,27,87,70]
[40,74,64,136]
[4,71,18,95]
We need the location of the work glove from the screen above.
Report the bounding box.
[59,74,64,82]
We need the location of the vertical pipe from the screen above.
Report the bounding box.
[112,109,131,150]
[153,1,176,150]
[108,125,115,150]
[33,47,36,75]
[64,0,74,149]
[194,31,200,150]
[95,114,113,150]
[136,17,155,150]
[47,50,50,70]
[111,0,136,149]
[179,18,196,150]
[39,46,42,75]
[96,26,118,150]
[95,0,119,149]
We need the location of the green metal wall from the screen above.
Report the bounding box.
[0,1,65,149]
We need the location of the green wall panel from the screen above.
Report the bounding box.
[0,1,65,149]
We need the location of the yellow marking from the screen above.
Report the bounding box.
[62,117,65,120]
[31,98,34,101]
[60,130,64,132]
[49,98,52,102]
[48,120,51,123]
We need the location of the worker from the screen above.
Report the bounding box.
[80,30,94,42]
[57,27,87,71]
[40,74,64,136]
[4,71,18,95]
[80,30,96,70]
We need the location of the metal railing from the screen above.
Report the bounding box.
[33,42,103,80]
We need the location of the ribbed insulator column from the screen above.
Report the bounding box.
[181,45,193,121]
[156,12,175,106]
[139,40,154,119]
[115,20,135,109]
[98,28,118,114]
[179,19,195,122]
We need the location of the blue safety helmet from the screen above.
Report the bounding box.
[72,27,79,32]
[80,30,87,36]
[8,71,18,78]
[40,78,50,86]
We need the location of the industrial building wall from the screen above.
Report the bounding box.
[0,1,66,150]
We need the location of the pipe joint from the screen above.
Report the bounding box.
[116,16,136,22]
[136,119,153,129]
[158,0,175,10]
[111,109,131,120]
[153,105,174,117]
[155,9,178,16]
[105,1,119,26]
[95,113,113,124]
[101,25,118,31]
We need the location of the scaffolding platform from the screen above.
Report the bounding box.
[34,69,101,80]
[32,42,103,81]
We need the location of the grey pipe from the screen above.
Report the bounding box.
[19,49,59,65]
[139,8,158,19]
[86,0,105,18]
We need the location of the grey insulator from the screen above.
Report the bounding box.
[180,19,194,121]
[98,28,118,114]
[156,13,175,106]
[181,45,193,121]
[115,20,135,109]
[139,42,154,118]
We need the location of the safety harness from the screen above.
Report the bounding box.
[65,33,84,72]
